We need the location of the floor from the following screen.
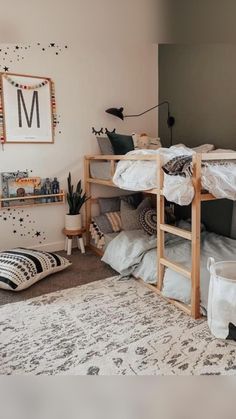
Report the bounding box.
[0,249,116,306]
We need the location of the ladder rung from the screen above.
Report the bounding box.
[160,224,192,240]
[160,257,191,279]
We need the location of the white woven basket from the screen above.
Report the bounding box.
[207,257,236,340]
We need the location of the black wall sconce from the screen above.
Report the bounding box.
[105,101,175,146]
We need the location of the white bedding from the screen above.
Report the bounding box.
[113,146,236,206]
[102,223,236,312]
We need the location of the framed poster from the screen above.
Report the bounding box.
[0,73,55,143]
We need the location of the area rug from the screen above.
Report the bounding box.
[0,277,235,375]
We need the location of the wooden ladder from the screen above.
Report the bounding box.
[156,153,201,319]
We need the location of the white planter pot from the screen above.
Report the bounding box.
[65,214,82,231]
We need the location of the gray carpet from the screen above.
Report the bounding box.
[0,249,116,306]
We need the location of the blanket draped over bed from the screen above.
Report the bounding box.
[112,146,236,205]
[102,221,236,312]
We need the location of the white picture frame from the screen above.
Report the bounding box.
[0,73,54,144]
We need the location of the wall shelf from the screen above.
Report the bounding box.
[0,191,65,210]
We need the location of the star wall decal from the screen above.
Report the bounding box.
[3,66,9,72]
[35,231,41,237]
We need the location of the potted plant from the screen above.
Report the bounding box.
[65,173,89,231]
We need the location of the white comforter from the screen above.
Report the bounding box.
[113,146,236,205]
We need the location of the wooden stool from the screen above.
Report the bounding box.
[62,228,86,256]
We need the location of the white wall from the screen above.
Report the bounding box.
[0,42,158,251]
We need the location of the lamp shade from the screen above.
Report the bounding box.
[105,107,124,120]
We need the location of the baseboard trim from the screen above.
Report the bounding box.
[30,241,65,252]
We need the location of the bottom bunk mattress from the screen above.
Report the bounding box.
[101,221,236,312]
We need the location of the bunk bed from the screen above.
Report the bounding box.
[84,151,236,319]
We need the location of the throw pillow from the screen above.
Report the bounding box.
[90,211,122,249]
[96,136,114,155]
[98,193,142,214]
[98,196,120,214]
[120,192,143,208]
[132,133,162,150]
[120,197,152,231]
[0,248,71,291]
[93,214,114,234]
[105,211,122,232]
[107,131,134,155]
[139,208,157,236]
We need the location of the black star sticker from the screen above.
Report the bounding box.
[50,43,55,47]
[3,66,9,72]
[3,217,7,221]
[19,218,24,222]
[15,45,19,49]
[13,230,17,234]
[35,231,41,237]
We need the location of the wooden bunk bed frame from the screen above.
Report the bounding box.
[84,152,236,319]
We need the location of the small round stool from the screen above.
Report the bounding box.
[62,228,86,256]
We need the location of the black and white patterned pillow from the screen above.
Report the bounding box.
[139,208,157,236]
[0,248,71,291]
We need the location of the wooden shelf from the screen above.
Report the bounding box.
[0,191,65,210]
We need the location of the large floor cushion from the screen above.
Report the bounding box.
[0,248,71,291]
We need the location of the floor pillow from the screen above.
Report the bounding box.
[0,248,71,291]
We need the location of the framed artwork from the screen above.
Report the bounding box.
[0,73,56,144]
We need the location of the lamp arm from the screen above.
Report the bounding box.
[124,101,170,118]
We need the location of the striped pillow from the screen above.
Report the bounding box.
[105,211,122,232]
[0,248,71,291]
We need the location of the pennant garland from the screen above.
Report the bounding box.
[51,81,57,130]
[0,82,4,148]
[4,74,49,90]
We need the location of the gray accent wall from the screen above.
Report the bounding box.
[159,44,236,237]
[159,44,236,149]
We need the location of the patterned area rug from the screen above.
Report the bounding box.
[0,277,235,375]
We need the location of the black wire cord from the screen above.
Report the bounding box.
[125,101,174,147]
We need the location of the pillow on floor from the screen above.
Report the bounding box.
[0,248,71,292]
[121,197,152,231]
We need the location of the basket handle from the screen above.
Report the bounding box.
[207,257,216,273]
